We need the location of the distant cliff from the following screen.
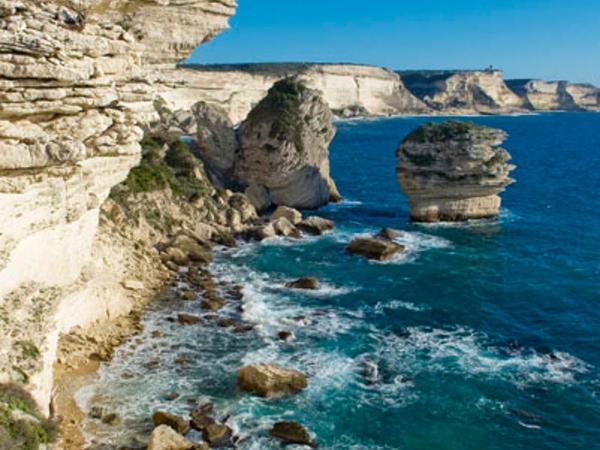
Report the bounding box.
[399,70,527,114]
[161,65,600,123]
[506,79,600,111]
[160,63,430,123]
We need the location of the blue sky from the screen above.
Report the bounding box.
[189,0,600,85]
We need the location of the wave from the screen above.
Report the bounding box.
[372,299,429,313]
[370,326,591,388]
[416,208,520,230]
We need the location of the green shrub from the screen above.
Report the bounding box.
[406,120,484,144]
[249,78,306,152]
[110,138,211,203]
[0,384,58,450]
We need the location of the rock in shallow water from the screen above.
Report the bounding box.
[148,425,205,450]
[346,236,405,261]
[396,120,515,222]
[152,411,190,435]
[270,421,313,445]
[286,277,319,290]
[272,206,303,224]
[236,363,308,398]
[202,423,233,446]
[297,216,335,235]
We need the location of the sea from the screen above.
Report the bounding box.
[79,112,600,450]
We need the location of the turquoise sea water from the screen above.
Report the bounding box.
[83,113,600,450]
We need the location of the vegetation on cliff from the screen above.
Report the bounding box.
[246,78,307,152]
[404,120,485,145]
[0,384,57,450]
[111,137,212,203]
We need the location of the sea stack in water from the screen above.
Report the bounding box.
[235,78,341,210]
[396,121,515,222]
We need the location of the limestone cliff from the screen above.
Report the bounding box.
[159,63,430,124]
[506,79,600,111]
[397,121,515,222]
[235,78,340,210]
[400,70,527,114]
[0,0,237,411]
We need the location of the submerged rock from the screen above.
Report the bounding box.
[190,403,216,431]
[236,363,308,398]
[397,120,515,222]
[346,236,405,261]
[177,314,202,325]
[286,277,319,290]
[152,411,190,434]
[277,330,294,342]
[297,216,335,235]
[235,78,341,209]
[270,421,313,445]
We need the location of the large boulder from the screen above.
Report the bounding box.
[272,217,301,238]
[397,121,515,222]
[297,216,335,235]
[192,101,238,186]
[152,411,190,435]
[346,236,405,261]
[235,78,341,210]
[147,425,205,450]
[272,206,303,225]
[236,363,308,398]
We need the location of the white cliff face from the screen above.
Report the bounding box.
[400,70,527,114]
[235,79,340,210]
[566,84,600,110]
[0,0,236,411]
[159,63,430,124]
[506,79,600,111]
[397,121,516,222]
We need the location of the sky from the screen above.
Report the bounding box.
[188,0,600,85]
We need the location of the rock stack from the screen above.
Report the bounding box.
[235,78,341,210]
[396,121,515,222]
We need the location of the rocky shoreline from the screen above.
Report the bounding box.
[55,206,341,449]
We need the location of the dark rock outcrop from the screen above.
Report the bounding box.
[235,78,341,209]
[297,216,335,235]
[270,421,313,445]
[397,121,515,222]
[346,236,405,261]
[286,277,319,290]
[152,411,190,435]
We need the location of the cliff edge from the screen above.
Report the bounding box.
[0,0,237,412]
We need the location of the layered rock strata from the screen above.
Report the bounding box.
[235,78,341,210]
[159,63,430,123]
[0,0,237,412]
[399,70,527,114]
[397,121,515,222]
[506,79,600,111]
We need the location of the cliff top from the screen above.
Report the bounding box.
[403,120,500,145]
[182,62,383,75]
